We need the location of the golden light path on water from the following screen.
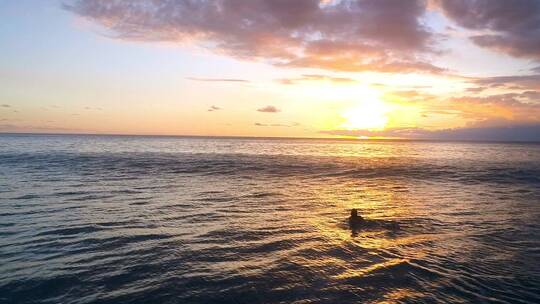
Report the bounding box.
[298,175,436,303]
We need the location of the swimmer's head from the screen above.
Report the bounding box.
[350,209,364,221]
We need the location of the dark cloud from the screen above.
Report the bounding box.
[1,104,10,108]
[208,105,221,112]
[187,77,249,83]
[465,87,486,94]
[257,105,280,113]
[471,74,540,90]
[520,90,540,100]
[322,124,540,142]
[65,0,444,73]
[435,0,540,60]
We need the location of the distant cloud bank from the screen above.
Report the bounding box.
[322,125,540,142]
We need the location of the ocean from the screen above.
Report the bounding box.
[1,134,540,303]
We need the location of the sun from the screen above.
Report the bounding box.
[340,87,390,131]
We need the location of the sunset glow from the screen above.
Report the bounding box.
[340,87,389,131]
[0,1,539,141]
[2,2,540,303]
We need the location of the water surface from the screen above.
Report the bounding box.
[1,134,540,303]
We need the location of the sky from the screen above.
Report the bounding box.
[1,0,540,141]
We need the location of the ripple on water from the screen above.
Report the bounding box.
[1,136,540,303]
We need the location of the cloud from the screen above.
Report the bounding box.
[434,93,540,125]
[257,105,280,113]
[465,87,486,94]
[471,74,540,90]
[388,89,432,98]
[1,104,10,108]
[322,124,540,142]
[387,88,540,127]
[281,55,446,73]
[187,77,249,83]
[435,0,540,60]
[254,122,296,127]
[208,105,221,112]
[276,74,357,85]
[65,0,445,74]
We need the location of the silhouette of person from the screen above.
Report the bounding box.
[349,208,399,233]
[349,208,364,227]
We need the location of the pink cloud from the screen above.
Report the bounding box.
[65,0,444,73]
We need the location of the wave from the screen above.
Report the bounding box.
[1,138,540,303]
[1,151,539,188]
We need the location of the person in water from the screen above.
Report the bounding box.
[349,208,364,226]
[349,208,399,230]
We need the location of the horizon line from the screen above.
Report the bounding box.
[1,132,539,144]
